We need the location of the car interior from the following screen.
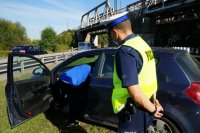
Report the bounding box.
[51,55,100,115]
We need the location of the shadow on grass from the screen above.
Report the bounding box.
[44,109,87,133]
[79,118,118,132]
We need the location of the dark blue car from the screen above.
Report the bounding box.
[12,45,48,55]
[5,47,200,133]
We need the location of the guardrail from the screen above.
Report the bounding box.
[171,47,200,61]
[172,47,200,55]
[0,50,80,74]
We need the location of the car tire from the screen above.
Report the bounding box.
[147,117,181,133]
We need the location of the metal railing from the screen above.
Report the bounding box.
[171,47,200,61]
[79,0,198,30]
[0,50,80,74]
[80,0,114,29]
[172,47,200,55]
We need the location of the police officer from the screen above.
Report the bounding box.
[102,12,164,132]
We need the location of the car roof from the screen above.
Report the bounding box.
[14,45,35,47]
[78,47,187,56]
[52,47,188,73]
[75,47,117,55]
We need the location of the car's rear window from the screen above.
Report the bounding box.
[13,46,26,50]
[176,53,200,81]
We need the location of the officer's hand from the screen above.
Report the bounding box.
[154,99,161,106]
[154,104,164,118]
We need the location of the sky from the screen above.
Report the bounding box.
[0,0,137,40]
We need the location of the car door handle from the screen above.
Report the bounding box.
[98,73,104,77]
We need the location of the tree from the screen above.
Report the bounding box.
[39,27,57,51]
[57,29,76,48]
[98,34,108,47]
[0,19,27,50]
[31,39,40,45]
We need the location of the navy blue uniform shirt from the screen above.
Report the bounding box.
[116,34,143,88]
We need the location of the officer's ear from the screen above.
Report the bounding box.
[112,28,119,41]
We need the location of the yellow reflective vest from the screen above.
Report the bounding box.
[112,35,157,113]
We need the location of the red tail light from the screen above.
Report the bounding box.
[26,111,33,116]
[184,82,200,104]
[19,50,26,54]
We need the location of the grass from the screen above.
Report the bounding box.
[0,80,116,133]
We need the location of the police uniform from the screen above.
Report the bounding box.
[102,12,157,133]
[116,34,153,133]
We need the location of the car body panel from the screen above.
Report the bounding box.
[153,48,200,133]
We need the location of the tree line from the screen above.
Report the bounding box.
[0,19,28,50]
[0,18,76,52]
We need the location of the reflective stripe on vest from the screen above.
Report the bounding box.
[112,36,157,113]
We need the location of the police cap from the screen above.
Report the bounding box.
[101,11,129,29]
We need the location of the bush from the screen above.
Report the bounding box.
[55,44,70,52]
[0,50,9,58]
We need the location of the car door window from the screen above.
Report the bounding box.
[67,55,99,67]
[57,54,100,76]
[13,56,49,81]
[97,53,114,78]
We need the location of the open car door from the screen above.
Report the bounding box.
[5,54,53,128]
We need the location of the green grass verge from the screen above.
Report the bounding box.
[0,80,116,133]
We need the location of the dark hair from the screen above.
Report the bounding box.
[114,19,132,32]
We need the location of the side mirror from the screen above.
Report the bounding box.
[33,67,44,76]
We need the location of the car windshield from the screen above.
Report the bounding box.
[176,53,200,82]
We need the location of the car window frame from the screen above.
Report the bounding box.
[93,51,115,79]
[52,51,101,82]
